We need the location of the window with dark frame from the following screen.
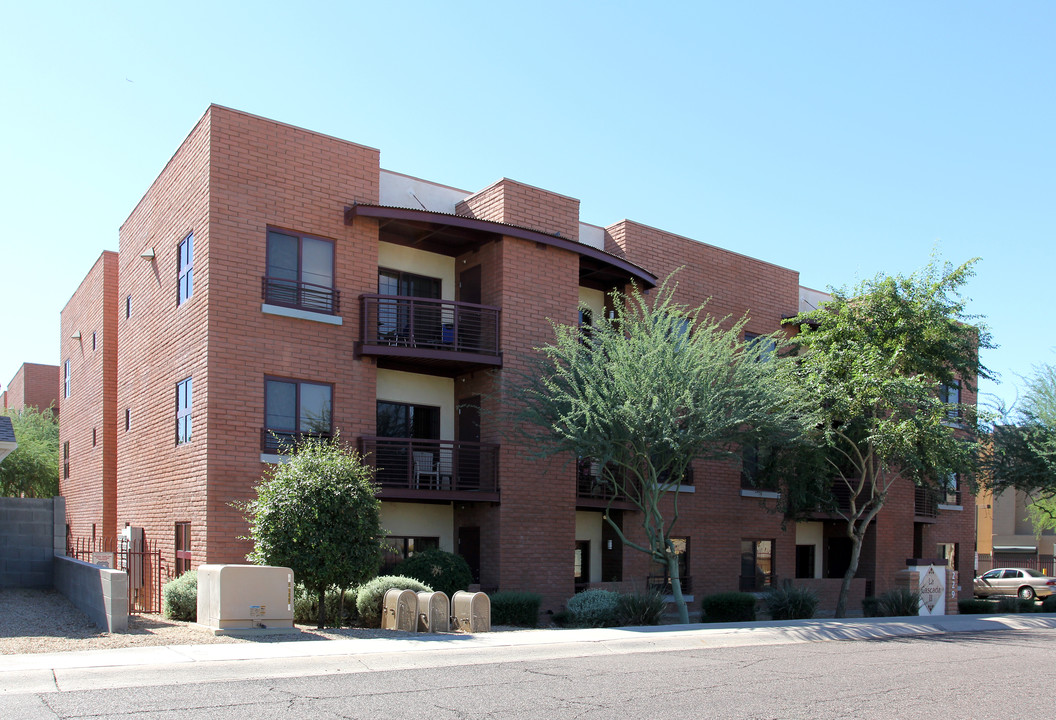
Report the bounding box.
[92,428,96,447]
[176,377,192,444]
[940,380,961,419]
[376,400,441,439]
[92,332,96,351]
[175,522,192,575]
[264,229,336,313]
[63,441,69,479]
[943,473,962,506]
[264,378,332,452]
[63,360,70,398]
[381,536,439,574]
[125,409,131,432]
[126,295,131,319]
[178,232,193,305]
[740,539,774,591]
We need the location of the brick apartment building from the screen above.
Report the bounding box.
[58,105,976,614]
[2,362,60,417]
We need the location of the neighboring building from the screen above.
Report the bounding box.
[0,415,16,463]
[2,363,60,417]
[976,486,1056,573]
[58,105,977,614]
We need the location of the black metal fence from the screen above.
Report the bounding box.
[976,554,1056,576]
[67,535,164,614]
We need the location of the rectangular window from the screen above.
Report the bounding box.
[940,380,961,419]
[740,539,774,591]
[125,408,131,432]
[63,360,70,398]
[178,233,193,305]
[92,332,97,351]
[126,295,131,319]
[795,544,816,579]
[63,441,70,479]
[381,536,439,574]
[92,428,96,447]
[376,400,441,439]
[744,332,776,361]
[943,473,961,506]
[264,378,332,452]
[175,522,192,576]
[264,229,336,313]
[176,377,192,444]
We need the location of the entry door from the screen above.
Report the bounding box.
[457,396,481,489]
[459,265,482,304]
[458,526,481,583]
[458,265,483,351]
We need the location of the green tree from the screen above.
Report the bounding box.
[520,279,810,623]
[241,435,384,628]
[986,363,1056,532]
[786,257,993,617]
[0,407,59,498]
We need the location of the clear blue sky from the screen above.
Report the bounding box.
[1,2,1052,411]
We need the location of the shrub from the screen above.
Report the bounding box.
[567,589,620,627]
[491,591,543,627]
[294,585,358,626]
[958,599,998,615]
[764,585,819,620]
[162,570,198,622]
[700,592,757,623]
[1041,594,1056,613]
[356,575,432,628]
[397,550,473,599]
[862,596,881,617]
[550,609,572,627]
[615,589,667,626]
[995,596,1037,614]
[876,588,921,617]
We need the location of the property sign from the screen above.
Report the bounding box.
[918,565,946,615]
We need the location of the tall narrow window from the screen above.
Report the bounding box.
[178,233,194,305]
[92,332,97,350]
[63,360,70,398]
[940,380,961,419]
[740,539,774,591]
[63,441,70,479]
[176,377,193,444]
[125,408,131,432]
[126,295,131,319]
[92,428,96,447]
[175,522,192,575]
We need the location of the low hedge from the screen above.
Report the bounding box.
[700,592,756,623]
[490,591,542,627]
[764,585,819,620]
[958,599,998,614]
[567,589,621,628]
[293,585,358,627]
[162,570,198,622]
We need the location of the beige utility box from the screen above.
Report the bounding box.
[451,590,490,633]
[381,588,418,631]
[196,564,295,631]
[417,591,450,633]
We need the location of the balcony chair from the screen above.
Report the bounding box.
[413,451,440,490]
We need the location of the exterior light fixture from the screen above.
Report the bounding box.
[140,248,155,260]
[70,331,82,340]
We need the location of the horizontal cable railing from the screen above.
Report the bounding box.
[262,276,340,314]
[360,294,500,355]
[260,429,333,454]
[359,436,499,493]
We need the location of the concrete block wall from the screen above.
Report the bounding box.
[0,497,65,588]
[53,555,129,632]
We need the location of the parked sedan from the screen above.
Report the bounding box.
[973,568,1056,600]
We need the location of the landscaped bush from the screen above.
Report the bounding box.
[995,596,1037,614]
[764,585,819,620]
[862,596,881,617]
[700,592,757,623]
[355,575,432,628]
[490,591,543,627]
[294,585,358,626]
[615,589,667,626]
[1041,594,1056,613]
[876,588,921,617]
[397,549,473,599]
[162,570,198,622]
[958,599,998,615]
[567,589,620,627]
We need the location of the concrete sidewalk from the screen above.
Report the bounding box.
[4,613,1056,695]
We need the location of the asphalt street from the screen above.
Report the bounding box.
[3,615,1056,719]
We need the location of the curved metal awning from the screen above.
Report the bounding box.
[345,203,656,290]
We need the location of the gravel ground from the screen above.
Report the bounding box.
[0,588,526,656]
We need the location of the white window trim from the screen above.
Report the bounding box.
[260,453,292,465]
[741,489,781,499]
[262,303,343,326]
[937,504,963,511]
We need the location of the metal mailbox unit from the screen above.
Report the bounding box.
[381,588,418,631]
[451,590,491,633]
[416,591,450,633]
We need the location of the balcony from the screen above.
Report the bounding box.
[359,437,500,501]
[914,486,939,521]
[356,295,501,374]
[261,277,340,315]
[576,459,636,509]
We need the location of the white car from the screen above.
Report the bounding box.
[973,568,1056,600]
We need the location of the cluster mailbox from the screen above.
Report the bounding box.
[451,591,491,633]
[378,589,490,633]
[381,588,418,631]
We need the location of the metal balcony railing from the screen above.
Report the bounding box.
[359,437,499,493]
[359,295,500,356]
[262,276,340,314]
[915,486,939,518]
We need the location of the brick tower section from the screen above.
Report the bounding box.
[3,363,60,416]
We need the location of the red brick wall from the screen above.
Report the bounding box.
[4,363,60,415]
[59,252,118,539]
[458,179,580,243]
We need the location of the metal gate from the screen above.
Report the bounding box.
[67,533,164,614]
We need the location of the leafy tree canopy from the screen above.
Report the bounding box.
[520,277,812,622]
[241,435,384,628]
[0,406,59,498]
